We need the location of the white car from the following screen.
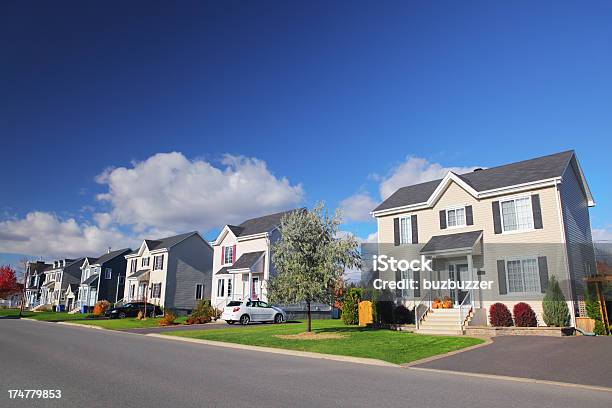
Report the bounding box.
[221,300,287,325]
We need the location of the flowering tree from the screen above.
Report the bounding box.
[0,265,20,300]
[267,204,361,332]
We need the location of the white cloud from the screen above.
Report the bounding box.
[340,156,480,222]
[379,156,479,200]
[339,193,378,222]
[593,227,612,241]
[96,152,304,232]
[0,212,135,259]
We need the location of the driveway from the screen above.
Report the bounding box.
[2,319,611,408]
[415,335,612,388]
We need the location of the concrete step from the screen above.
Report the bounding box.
[428,309,460,315]
[417,328,464,336]
[420,321,462,328]
[422,315,462,323]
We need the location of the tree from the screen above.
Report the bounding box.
[267,204,361,332]
[584,283,606,335]
[542,276,570,327]
[341,287,361,325]
[0,265,20,300]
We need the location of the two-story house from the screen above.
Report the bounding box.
[74,248,131,312]
[211,209,313,312]
[39,258,85,311]
[371,150,596,334]
[24,260,51,309]
[123,232,213,314]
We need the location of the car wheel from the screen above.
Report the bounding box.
[226,321,235,325]
[274,313,284,324]
[239,314,250,325]
[118,312,126,319]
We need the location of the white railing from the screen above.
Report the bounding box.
[414,290,432,330]
[458,291,472,330]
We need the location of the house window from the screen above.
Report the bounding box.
[141,257,150,267]
[447,207,466,228]
[506,258,540,293]
[227,278,232,297]
[130,259,137,273]
[152,283,162,298]
[153,255,164,270]
[196,284,204,300]
[223,246,234,265]
[129,284,136,299]
[501,197,533,232]
[217,279,225,297]
[399,216,412,244]
[104,268,112,279]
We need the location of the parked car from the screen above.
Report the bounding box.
[105,302,163,319]
[221,300,286,325]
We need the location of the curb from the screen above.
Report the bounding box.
[146,333,399,368]
[55,321,107,330]
[407,366,612,393]
[401,337,493,367]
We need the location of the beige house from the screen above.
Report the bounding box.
[123,232,213,313]
[371,151,596,334]
[211,210,298,310]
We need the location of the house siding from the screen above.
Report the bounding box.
[97,252,129,303]
[559,158,596,310]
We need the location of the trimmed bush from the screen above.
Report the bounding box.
[92,300,110,317]
[542,276,570,327]
[513,302,537,327]
[341,287,362,325]
[489,302,513,327]
[394,305,413,325]
[159,310,177,326]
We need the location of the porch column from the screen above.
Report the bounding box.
[467,253,474,306]
[248,271,252,300]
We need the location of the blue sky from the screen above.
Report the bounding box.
[1,1,612,267]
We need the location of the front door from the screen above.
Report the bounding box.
[452,264,469,305]
[251,277,260,300]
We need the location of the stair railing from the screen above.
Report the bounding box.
[458,291,472,330]
[414,290,432,330]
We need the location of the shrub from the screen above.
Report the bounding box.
[513,302,537,327]
[489,302,513,327]
[542,276,570,327]
[136,310,144,320]
[584,284,606,335]
[92,300,110,317]
[159,310,177,326]
[341,287,362,325]
[184,300,216,325]
[394,304,413,325]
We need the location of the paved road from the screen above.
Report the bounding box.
[417,335,612,388]
[1,320,610,408]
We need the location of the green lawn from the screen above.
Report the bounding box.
[164,320,483,365]
[69,316,188,329]
[0,309,88,321]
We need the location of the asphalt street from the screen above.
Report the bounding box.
[1,319,610,408]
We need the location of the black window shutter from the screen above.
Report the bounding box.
[439,210,447,229]
[532,194,543,229]
[411,215,418,244]
[413,270,420,298]
[465,205,474,225]
[492,201,502,234]
[393,218,400,246]
[538,256,549,293]
[395,269,402,298]
[497,260,507,295]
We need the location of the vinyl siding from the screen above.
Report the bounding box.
[559,158,596,306]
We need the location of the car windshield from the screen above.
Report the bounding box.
[227,301,242,307]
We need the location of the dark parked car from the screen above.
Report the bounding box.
[106,302,163,319]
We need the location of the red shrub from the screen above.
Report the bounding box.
[489,302,513,327]
[513,302,537,327]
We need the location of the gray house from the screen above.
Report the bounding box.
[39,258,85,311]
[123,232,213,313]
[24,261,51,309]
[74,248,132,312]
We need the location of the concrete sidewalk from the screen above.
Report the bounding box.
[414,335,612,389]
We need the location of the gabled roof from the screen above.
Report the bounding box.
[421,231,483,254]
[83,257,99,265]
[231,209,304,238]
[144,232,198,251]
[92,248,132,265]
[373,151,592,214]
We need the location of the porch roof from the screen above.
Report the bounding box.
[420,230,483,255]
[217,251,265,274]
[81,274,99,286]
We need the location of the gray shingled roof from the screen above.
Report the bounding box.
[229,209,303,237]
[373,151,574,212]
[144,232,198,251]
[216,251,265,275]
[92,248,132,265]
[82,274,99,286]
[421,231,483,254]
